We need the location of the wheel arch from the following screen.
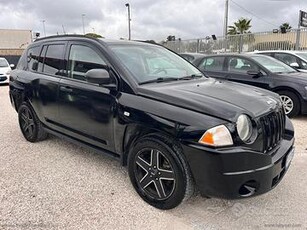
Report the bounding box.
[273,86,302,115]
[273,86,302,100]
[121,124,178,166]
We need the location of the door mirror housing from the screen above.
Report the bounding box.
[9,64,15,69]
[85,69,111,85]
[247,70,262,78]
[290,62,299,69]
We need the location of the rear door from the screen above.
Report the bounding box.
[225,56,269,89]
[26,43,66,127]
[57,42,117,151]
[197,56,227,79]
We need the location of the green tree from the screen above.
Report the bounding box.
[85,33,104,38]
[227,18,252,35]
[280,22,292,30]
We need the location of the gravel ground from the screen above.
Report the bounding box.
[1,84,307,230]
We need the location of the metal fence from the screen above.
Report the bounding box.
[164,28,307,54]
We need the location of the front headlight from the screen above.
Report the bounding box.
[198,125,233,147]
[236,114,252,142]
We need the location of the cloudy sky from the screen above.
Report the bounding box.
[0,0,306,41]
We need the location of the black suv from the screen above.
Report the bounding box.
[9,36,295,209]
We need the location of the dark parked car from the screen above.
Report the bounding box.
[9,36,294,209]
[193,53,307,117]
[179,53,206,65]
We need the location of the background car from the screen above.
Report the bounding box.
[193,53,307,117]
[0,57,14,84]
[254,50,307,73]
[179,53,206,66]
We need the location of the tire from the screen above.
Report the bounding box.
[278,90,300,117]
[128,135,194,210]
[18,102,48,142]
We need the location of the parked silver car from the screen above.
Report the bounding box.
[254,50,307,73]
[0,57,14,84]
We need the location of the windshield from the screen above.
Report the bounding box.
[296,52,307,60]
[250,55,296,74]
[110,44,203,84]
[0,59,9,67]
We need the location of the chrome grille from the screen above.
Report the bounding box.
[260,109,285,153]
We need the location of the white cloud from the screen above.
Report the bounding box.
[0,0,306,42]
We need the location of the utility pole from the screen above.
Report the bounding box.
[223,0,229,52]
[82,14,86,35]
[223,0,229,37]
[295,10,302,50]
[125,3,131,40]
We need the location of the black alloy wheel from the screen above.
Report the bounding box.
[128,136,194,210]
[134,148,176,200]
[18,102,48,142]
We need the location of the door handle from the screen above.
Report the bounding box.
[60,86,73,93]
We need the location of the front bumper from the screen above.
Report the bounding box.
[0,75,9,84]
[181,119,295,199]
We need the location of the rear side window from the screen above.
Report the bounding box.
[42,44,65,75]
[27,46,41,71]
[199,57,224,71]
[67,45,106,81]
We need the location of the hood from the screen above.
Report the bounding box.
[137,78,281,122]
[0,66,11,75]
[279,71,307,81]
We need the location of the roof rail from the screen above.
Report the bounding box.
[34,34,98,42]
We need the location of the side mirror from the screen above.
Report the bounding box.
[9,64,15,69]
[247,70,262,78]
[290,62,299,69]
[85,69,111,85]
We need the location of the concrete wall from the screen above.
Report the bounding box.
[0,29,32,49]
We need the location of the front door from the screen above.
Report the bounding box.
[225,56,268,89]
[58,43,117,151]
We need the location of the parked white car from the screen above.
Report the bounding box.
[254,50,307,73]
[0,57,14,84]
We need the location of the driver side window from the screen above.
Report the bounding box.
[67,45,107,81]
[227,57,259,73]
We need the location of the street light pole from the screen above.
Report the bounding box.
[42,20,46,37]
[82,14,86,35]
[125,3,131,40]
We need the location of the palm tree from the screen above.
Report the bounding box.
[227,26,238,35]
[227,18,252,35]
[280,23,292,31]
[227,18,252,53]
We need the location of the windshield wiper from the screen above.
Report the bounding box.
[178,74,203,80]
[139,77,179,85]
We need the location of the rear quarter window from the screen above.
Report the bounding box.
[26,46,41,71]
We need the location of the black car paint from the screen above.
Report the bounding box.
[194,54,307,114]
[9,36,294,199]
